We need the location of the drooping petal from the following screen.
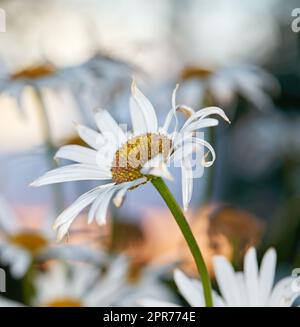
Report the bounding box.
[112,178,147,208]
[182,106,230,130]
[181,159,193,211]
[55,145,97,164]
[87,185,120,225]
[130,81,158,134]
[53,184,115,241]
[213,256,242,307]
[244,247,259,306]
[171,138,216,168]
[112,187,128,208]
[259,248,276,306]
[30,164,112,186]
[94,188,118,225]
[88,189,112,224]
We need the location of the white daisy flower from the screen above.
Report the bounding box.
[208,64,279,111]
[0,55,131,118]
[31,81,229,241]
[142,247,300,307]
[182,64,279,114]
[32,256,174,307]
[0,197,54,279]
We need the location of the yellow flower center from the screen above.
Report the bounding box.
[45,297,83,307]
[11,64,55,80]
[9,232,48,254]
[111,133,172,184]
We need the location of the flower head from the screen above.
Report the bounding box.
[142,247,300,307]
[31,81,229,240]
[32,256,173,307]
[181,64,279,113]
[0,197,53,278]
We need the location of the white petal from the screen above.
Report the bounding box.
[182,106,230,130]
[87,186,117,224]
[93,178,145,225]
[171,138,215,168]
[181,118,219,133]
[55,145,97,164]
[129,97,147,135]
[161,85,179,134]
[162,104,195,134]
[209,74,235,106]
[53,184,114,241]
[193,138,216,167]
[94,188,117,225]
[259,248,276,306]
[141,155,173,181]
[77,124,104,150]
[130,81,158,134]
[244,247,259,306]
[235,272,248,306]
[112,178,147,208]
[10,249,31,279]
[31,164,112,186]
[268,277,298,307]
[172,131,195,149]
[174,269,205,307]
[181,159,193,211]
[0,197,18,233]
[0,245,31,279]
[84,256,128,306]
[112,187,128,208]
[213,256,241,307]
[94,109,126,146]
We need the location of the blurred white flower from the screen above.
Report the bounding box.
[32,82,229,240]
[180,64,279,115]
[0,197,54,278]
[207,65,279,112]
[0,55,132,151]
[32,256,173,307]
[142,247,300,307]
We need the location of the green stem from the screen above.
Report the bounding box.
[22,262,36,305]
[151,177,213,307]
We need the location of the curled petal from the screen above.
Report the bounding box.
[182,106,230,130]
